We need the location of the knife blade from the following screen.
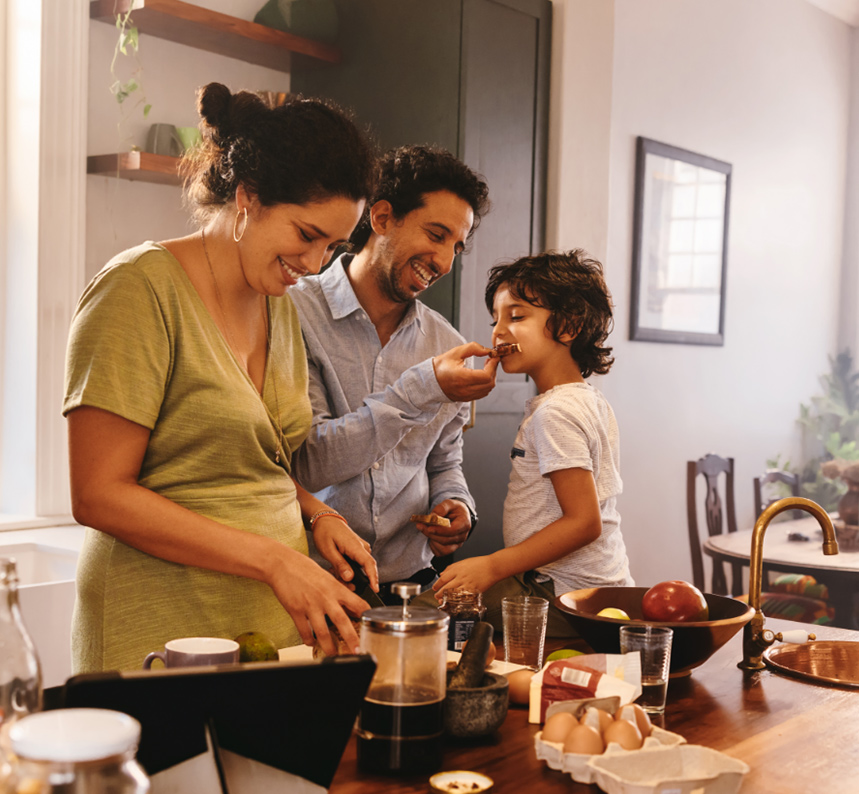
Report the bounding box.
[347,556,386,609]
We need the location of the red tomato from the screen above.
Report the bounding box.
[641,580,709,622]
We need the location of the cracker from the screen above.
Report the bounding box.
[488,342,522,358]
[411,513,451,527]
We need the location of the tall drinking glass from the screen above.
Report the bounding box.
[619,625,673,714]
[501,596,548,670]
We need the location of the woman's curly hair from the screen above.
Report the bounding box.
[180,82,376,222]
[484,249,615,378]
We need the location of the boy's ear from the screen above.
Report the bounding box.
[558,320,583,345]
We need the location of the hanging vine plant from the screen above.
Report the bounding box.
[110,9,151,124]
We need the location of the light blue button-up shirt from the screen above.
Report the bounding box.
[290,255,475,582]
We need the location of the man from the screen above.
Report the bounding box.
[291,145,495,601]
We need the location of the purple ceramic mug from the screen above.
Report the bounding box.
[143,637,240,669]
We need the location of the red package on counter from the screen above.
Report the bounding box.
[533,654,639,723]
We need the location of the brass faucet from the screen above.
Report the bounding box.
[739,497,838,670]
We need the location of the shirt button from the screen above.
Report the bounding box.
[372,462,380,470]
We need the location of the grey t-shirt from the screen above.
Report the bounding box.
[502,382,633,593]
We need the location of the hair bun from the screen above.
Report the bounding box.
[197,82,233,137]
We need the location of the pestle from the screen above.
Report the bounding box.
[449,621,494,688]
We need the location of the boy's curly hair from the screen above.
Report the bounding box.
[484,249,615,378]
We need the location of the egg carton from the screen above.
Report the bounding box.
[587,744,749,794]
[534,726,686,785]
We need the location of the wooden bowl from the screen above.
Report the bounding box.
[554,587,754,677]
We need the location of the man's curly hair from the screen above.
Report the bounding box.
[350,145,490,251]
[484,250,615,378]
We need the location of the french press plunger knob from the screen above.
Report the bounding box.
[390,582,421,616]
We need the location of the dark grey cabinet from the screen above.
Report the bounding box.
[292,0,551,325]
[292,0,551,557]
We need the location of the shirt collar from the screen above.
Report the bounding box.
[321,253,424,333]
[320,253,363,320]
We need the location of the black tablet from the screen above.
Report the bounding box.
[61,655,375,790]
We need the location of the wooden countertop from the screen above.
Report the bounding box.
[329,619,859,794]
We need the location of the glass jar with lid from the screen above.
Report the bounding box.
[440,588,485,651]
[7,708,150,794]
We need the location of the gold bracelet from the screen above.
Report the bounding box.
[309,509,348,531]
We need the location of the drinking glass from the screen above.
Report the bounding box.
[619,625,673,714]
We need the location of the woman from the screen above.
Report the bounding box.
[64,83,378,672]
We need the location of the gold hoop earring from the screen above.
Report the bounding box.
[233,207,248,243]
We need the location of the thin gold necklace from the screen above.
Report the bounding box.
[200,228,286,465]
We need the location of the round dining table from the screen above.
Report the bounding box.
[703,514,859,628]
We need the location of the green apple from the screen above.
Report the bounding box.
[546,648,584,661]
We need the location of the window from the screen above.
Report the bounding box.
[0,0,87,527]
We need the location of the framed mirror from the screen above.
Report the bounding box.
[630,137,732,345]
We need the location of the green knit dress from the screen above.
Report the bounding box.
[63,242,311,672]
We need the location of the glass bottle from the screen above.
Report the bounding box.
[440,588,485,651]
[7,708,150,794]
[0,557,42,791]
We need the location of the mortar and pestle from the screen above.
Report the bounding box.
[445,622,509,739]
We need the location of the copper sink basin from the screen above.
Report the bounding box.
[763,641,859,688]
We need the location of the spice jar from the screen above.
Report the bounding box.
[440,588,485,651]
[7,708,150,794]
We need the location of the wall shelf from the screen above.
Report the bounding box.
[87,152,181,185]
[90,0,341,70]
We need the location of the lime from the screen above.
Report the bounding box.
[597,607,631,620]
[546,649,584,661]
[235,631,278,663]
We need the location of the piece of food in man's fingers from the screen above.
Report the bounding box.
[488,342,522,358]
[411,513,452,528]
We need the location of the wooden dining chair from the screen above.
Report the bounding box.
[687,453,744,596]
[753,469,801,519]
[752,468,834,620]
[687,456,834,621]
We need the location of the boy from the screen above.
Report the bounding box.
[431,250,633,637]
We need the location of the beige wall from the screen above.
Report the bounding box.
[839,24,859,352]
[549,0,852,585]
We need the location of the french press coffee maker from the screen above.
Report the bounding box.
[356,582,449,775]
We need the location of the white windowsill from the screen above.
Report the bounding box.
[0,515,76,531]
[0,518,85,553]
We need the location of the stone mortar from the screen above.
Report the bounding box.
[444,671,509,739]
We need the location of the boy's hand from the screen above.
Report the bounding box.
[414,499,472,556]
[432,555,500,600]
[433,342,500,402]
